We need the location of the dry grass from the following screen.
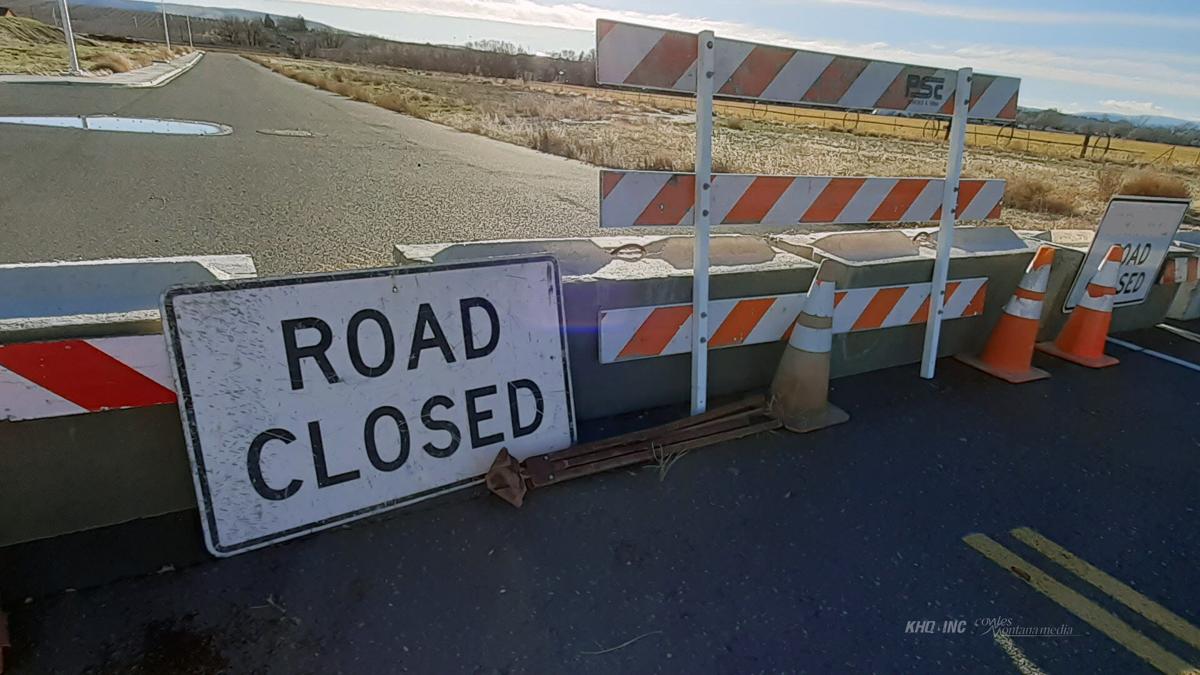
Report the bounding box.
[1096,167,1124,201]
[251,55,1200,230]
[1118,170,1191,199]
[0,16,192,75]
[86,51,136,73]
[376,92,428,118]
[720,116,747,131]
[1003,176,1078,215]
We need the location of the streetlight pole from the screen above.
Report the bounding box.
[186,15,193,48]
[160,0,171,50]
[57,0,82,75]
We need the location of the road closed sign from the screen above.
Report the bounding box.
[1064,196,1189,311]
[162,257,574,556]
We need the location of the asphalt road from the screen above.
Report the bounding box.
[0,53,600,275]
[4,52,1200,674]
[4,321,1199,673]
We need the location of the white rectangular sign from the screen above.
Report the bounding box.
[1064,196,1189,311]
[163,258,575,556]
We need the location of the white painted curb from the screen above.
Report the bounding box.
[0,51,204,88]
[136,51,204,88]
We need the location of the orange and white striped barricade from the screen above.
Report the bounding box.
[0,335,176,421]
[1159,254,1200,286]
[596,19,1020,118]
[1161,252,1200,320]
[595,18,1020,411]
[599,277,988,363]
[600,172,1005,228]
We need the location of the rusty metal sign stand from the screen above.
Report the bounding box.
[485,395,780,507]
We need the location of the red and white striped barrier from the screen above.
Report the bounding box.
[1160,255,1200,284]
[0,335,175,422]
[600,171,1004,228]
[599,277,987,362]
[596,19,1020,120]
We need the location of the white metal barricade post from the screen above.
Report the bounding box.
[920,67,972,379]
[691,31,716,414]
[594,19,1020,407]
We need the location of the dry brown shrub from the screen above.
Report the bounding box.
[532,127,576,159]
[1118,170,1191,198]
[637,150,683,171]
[325,79,356,97]
[86,52,134,73]
[1004,176,1077,215]
[376,92,427,119]
[1096,167,1124,201]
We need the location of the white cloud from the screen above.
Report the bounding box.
[331,0,792,42]
[795,0,1200,30]
[948,45,1200,101]
[1097,100,1165,116]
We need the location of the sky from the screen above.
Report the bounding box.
[185,0,1200,121]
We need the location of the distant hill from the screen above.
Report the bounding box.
[1074,112,1196,129]
[1018,107,1199,147]
[7,0,338,31]
[69,0,338,30]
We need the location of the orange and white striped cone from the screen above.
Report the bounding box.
[768,273,849,433]
[956,246,1055,383]
[1036,245,1122,368]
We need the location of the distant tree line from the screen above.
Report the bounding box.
[207,18,598,84]
[1018,108,1200,147]
[211,14,347,54]
[315,38,597,85]
[214,17,270,47]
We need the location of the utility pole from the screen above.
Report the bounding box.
[186,15,193,48]
[160,0,171,50]
[57,0,82,75]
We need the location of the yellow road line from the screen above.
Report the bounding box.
[963,533,1199,675]
[993,631,1049,675]
[1012,527,1200,653]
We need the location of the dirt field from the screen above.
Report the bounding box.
[255,55,1198,231]
[0,16,191,75]
[543,83,1200,170]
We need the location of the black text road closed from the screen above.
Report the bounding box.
[1064,196,1189,311]
[162,257,574,556]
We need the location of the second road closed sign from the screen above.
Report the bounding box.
[1064,195,1189,311]
[163,257,575,556]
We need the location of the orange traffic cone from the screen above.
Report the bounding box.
[769,271,848,433]
[1036,244,1122,368]
[957,246,1056,383]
